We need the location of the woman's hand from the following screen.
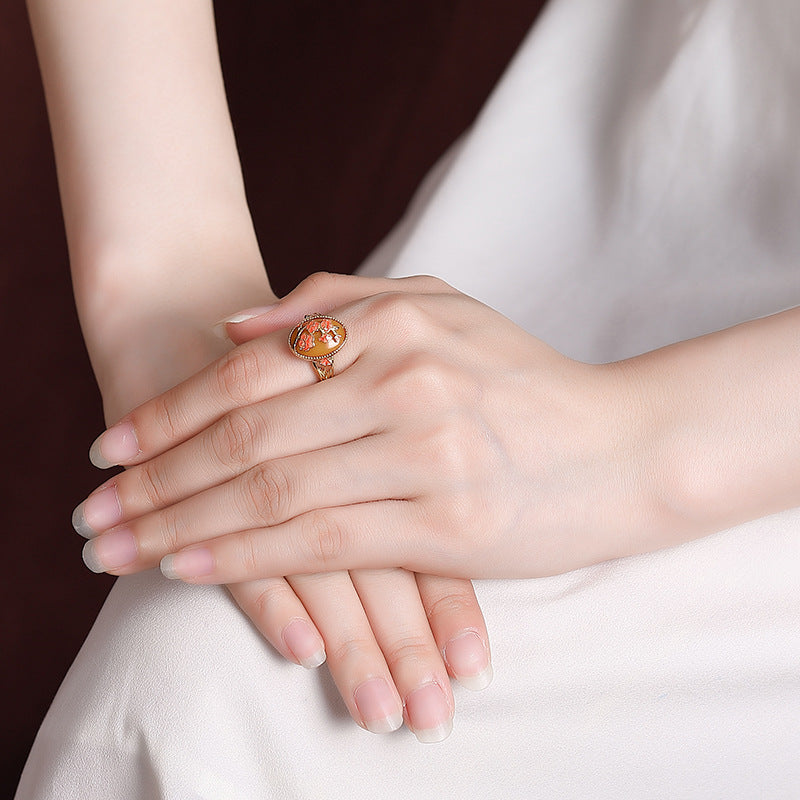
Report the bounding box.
[30,0,492,744]
[227,569,489,742]
[82,273,800,734]
[82,300,492,743]
[78,272,665,585]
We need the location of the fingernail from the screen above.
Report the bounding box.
[72,484,122,538]
[282,619,326,669]
[160,548,215,581]
[405,682,453,743]
[212,305,278,339]
[224,306,278,323]
[89,421,139,468]
[444,631,493,691]
[353,678,403,734]
[82,528,137,573]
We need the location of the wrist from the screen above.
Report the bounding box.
[74,214,273,325]
[575,359,685,563]
[615,309,800,550]
[93,320,224,424]
[77,246,277,422]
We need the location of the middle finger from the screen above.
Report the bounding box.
[81,433,421,574]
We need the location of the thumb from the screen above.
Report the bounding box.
[213,303,283,345]
[216,271,449,345]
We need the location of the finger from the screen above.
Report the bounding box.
[86,327,332,469]
[228,578,326,669]
[74,370,383,533]
[284,570,405,734]
[86,301,370,469]
[81,436,419,573]
[352,568,455,743]
[415,574,493,691]
[156,502,428,584]
[86,287,461,470]
[222,272,455,345]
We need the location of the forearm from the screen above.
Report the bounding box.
[27,0,274,408]
[632,305,800,546]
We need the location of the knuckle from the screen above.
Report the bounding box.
[423,590,477,624]
[150,393,183,444]
[382,635,435,667]
[215,346,265,405]
[301,511,348,567]
[250,581,293,624]
[405,353,454,404]
[430,417,471,475]
[368,292,428,336]
[299,271,338,299]
[241,462,292,527]
[418,481,479,551]
[431,513,467,553]
[135,460,173,510]
[156,504,182,553]
[377,352,453,413]
[236,531,263,578]
[416,274,453,294]
[329,636,379,667]
[213,410,258,468]
[438,485,480,533]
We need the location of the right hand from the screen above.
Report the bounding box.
[80,310,492,743]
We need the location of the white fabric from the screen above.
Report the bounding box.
[17,1,800,798]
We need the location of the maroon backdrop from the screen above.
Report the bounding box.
[2,1,546,792]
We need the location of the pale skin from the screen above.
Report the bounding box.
[30,0,800,746]
[79,275,800,587]
[28,0,492,742]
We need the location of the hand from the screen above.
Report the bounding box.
[31,0,491,743]
[80,297,492,743]
[79,273,659,584]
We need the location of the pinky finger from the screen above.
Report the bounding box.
[228,577,327,669]
[160,502,415,584]
[415,574,493,691]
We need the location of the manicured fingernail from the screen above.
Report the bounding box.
[82,528,137,573]
[89,421,139,468]
[405,682,452,743]
[160,548,215,581]
[282,619,326,669]
[224,306,277,323]
[444,631,493,691]
[212,305,278,339]
[353,678,403,734]
[72,484,122,538]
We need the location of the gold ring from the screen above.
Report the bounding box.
[288,314,347,380]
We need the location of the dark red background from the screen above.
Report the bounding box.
[2,1,546,792]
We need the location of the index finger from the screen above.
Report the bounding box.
[88,323,354,467]
[87,283,456,468]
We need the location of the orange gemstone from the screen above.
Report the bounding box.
[289,316,346,360]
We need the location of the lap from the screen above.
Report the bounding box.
[17,511,800,799]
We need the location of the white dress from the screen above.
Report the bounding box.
[16,2,800,798]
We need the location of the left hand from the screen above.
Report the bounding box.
[79,272,658,584]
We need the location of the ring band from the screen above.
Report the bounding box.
[288,314,347,381]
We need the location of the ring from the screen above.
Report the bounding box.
[288,314,347,381]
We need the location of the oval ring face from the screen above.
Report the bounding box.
[289,315,347,360]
